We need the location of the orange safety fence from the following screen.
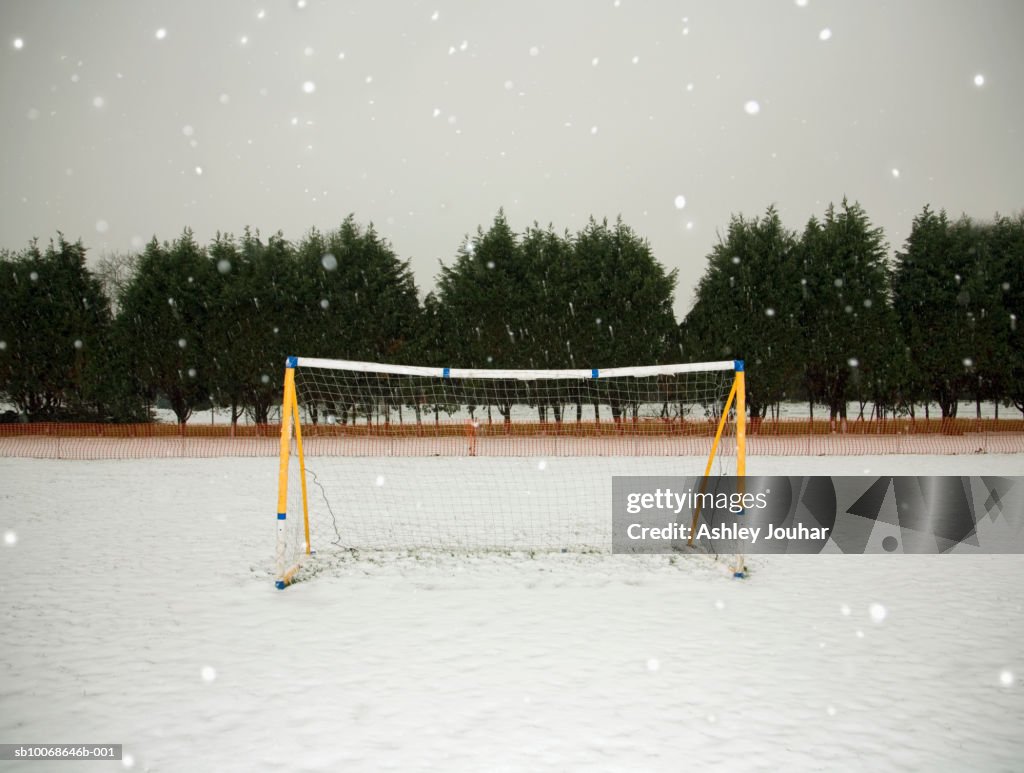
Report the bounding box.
[0,418,1022,460]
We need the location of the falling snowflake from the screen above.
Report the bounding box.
[973,74,985,87]
[201,666,217,682]
[302,81,316,94]
[177,338,187,349]
[95,220,109,233]
[869,603,887,623]
[92,96,105,108]
[217,259,231,274]
[847,357,859,368]
[891,168,900,178]
[321,253,338,270]
[529,46,539,57]
[3,530,16,546]
[819,28,832,41]
[1000,670,1015,687]
[765,308,776,317]
[674,194,687,209]
[744,100,760,115]
[13,37,24,50]
[646,658,660,672]
[375,475,386,487]
[194,166,203,176]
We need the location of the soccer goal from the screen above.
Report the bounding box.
[274,357,746,588]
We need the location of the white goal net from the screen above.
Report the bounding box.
[274,358,745,587]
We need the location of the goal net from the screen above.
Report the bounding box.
[274,357,746,588]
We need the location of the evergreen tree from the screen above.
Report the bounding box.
[294,217,419,363]
[519,223,575,369]
[682,206,801,420]
[796,200,901,422]
[0,235,117,420]
[995,213,1024,415]
[293,216,421,424]
[206,230,298,426]
[116,230,214,425]
[435,210,530,423]
[563,217,677,369]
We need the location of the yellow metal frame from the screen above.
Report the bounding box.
[273,359,745,585]
[687,367,746,547]
[275,364,312,588]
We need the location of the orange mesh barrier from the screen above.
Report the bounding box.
[0,419,1022,459]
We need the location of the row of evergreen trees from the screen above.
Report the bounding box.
[687,202,1023,419]
[0,203,1021,424]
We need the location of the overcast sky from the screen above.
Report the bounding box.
[2,0,1022,315]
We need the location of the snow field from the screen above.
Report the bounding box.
[1,455,1022,772]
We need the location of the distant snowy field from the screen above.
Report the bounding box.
[2,455,1023,772]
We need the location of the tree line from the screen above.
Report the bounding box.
[0,203,1021,424]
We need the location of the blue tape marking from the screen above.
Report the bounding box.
[275,580,286,590]
[734,359,745,372]
[591,368,599,379]
[286,356,298,368]
[277,512,286,520]
[443,367,451,378]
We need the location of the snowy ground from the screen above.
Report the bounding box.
[1,455,1023,772]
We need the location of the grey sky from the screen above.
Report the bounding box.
[2,0,1022,316]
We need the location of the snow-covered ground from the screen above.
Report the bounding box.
[1,455,1022,772]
